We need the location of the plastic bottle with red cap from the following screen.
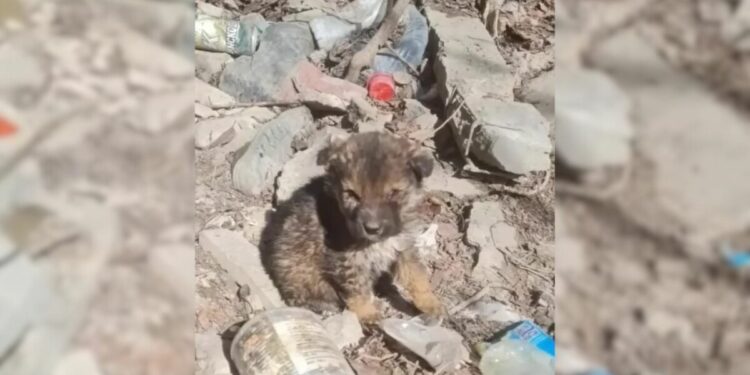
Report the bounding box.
[367,5,428,101]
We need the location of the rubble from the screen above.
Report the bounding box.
[195,78,236,107]
[195,51,233,85]
[556,68,633,169]
[195,117,238,150]
[232,106,315,196]
[519,70,554,121]
[423,163,485,199]
[466,201,517,282]
[426,8,552,175]
[219,22,315,101]
[128,90,193,134]
[275,127,347,202]
[322,310,364,349]
[308,0,387,50]
[198,228,284,309]
[0,44,47,96]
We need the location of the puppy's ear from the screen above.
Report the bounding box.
[316,133,347,166]
[409,149,434,182]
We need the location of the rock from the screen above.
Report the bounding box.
[310,16,357,50]
[219,23,315,101]
[283,60,368,104]
[275,127,347,202]
[467,201,517,281]
[195,103,218,119]
[723,0,750,51]
[423,164,484,198]
[323,310,364,349]
[240,205,272,246]
[0,236,52,359]
[195,51,233,85]
[196,2,230,18]
[463,300,523,324]
[195,118,237,150]
[232,107,315,196]
[127,90,193,134]
[195,330,232,375]
[52,350,102,375]
[591,29,750,251]
[519,70,554,121]
[556,68,633,169]
[199,229,284,309]
[0,44,47,96]
[283,9,327,22]
[195,78,236,108]
[426,8,551,175]
[453,99,552,175]
[300,90,349,113]
[403,99,429,120]
[425,8,515,102]
[148,243,195,302]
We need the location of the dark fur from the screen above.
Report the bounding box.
[260,132,443,322]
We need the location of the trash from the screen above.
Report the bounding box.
[414,223,439,259]
[308,0,388,50]
[231,106,315,196]
[556,68,634,169]
[219,22,315,102]
[379,317,469,372]
[721,243,750,268]
[367,5,428,101]
[0,116,17,137]
[478,321,555,375]
[462,300,524,324]
[323,310,364,350]
[194,13,268,56]
[231,307,355,375]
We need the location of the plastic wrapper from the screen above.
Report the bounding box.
[379,317,469,372]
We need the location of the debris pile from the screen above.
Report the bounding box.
[195,0,554,374]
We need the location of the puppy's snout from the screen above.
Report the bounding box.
[359,208,384,236]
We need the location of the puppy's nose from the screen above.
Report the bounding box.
[363,220,382,235]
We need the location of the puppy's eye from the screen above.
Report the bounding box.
[343,189,360,203]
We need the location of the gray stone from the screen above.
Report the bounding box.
[556,68,633,169]
[323,310,364,350]
[232,107,315,196]
[467,201,517,281]
[195,117,237,150]
[127,90,193,134]
[195,51,233,85]
[423,164,485,198]
[425,8,515,103]
[453,99,552,175]
[275,127,347,202]
[199,229,284,309]
[196,2,230,18]
[195,103,218,119]
[195,78,236,107]
[519,70,554,121]
[219,23,315,102]
[592,29,750,249]
[283,9,327,22]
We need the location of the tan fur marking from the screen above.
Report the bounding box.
[395,251,444,318]
[346,294,381,324]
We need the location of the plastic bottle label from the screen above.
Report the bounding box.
[272,319,354,375]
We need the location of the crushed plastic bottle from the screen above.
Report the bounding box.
[368,5,428,101]
[194,13,268,56]
[478,320,555,375]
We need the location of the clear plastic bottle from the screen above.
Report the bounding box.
[478,321,555,375]
[194,14,267,56]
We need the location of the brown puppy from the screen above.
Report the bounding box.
[260,132,443,323]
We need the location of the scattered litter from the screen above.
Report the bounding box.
[195,13,268,56]
[308,0,388,50]
[231,307,355,375]
[477,321,555,375]
[323,310,364,350]
[462,300,524,324]
[414,223,439,260]
[368,5,428,101]
[379,317,469,373]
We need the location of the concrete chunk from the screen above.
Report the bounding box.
[199,229,284,309]
[231,107,315,196]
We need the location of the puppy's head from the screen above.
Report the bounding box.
[318,132,433,242]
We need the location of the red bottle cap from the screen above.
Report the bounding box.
[0,116,18,138]
[367,73,395,101]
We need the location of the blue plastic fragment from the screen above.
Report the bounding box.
[721,243,750,268]
[506,320,555,357]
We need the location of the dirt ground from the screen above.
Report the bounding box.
[194,0,555,374]
[557,0,750,374]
